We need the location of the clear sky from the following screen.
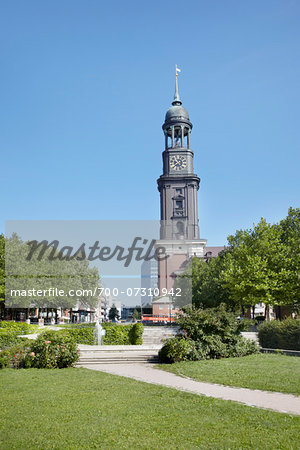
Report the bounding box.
[1,0,299,245]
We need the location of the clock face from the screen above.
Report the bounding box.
[170,155,187,171]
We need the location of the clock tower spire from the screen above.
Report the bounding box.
[156,69,207,291]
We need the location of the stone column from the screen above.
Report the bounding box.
[164,130,168,149]
[181,126,184,147]
[187,129,191,148]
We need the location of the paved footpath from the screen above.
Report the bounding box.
[82,363,300,416]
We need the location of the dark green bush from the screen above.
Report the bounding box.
[24,331,79,368]
[159,304,259,363]
[102,324,131,345]
[159,338,199,363]
[159,335,258,363]
[177,304,243,341]
[102,323,143,345]
[258,318,300,350]
[128,323,144,345]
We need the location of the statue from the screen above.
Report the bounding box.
[94,318,105,345]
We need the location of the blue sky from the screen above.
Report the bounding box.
[1,0,299,245]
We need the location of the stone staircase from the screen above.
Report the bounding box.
[76,327,178,366]
[142,326,179,345]
[76,344,161,366]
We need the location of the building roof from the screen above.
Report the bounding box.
[152,296,173,304]
[204,246,226,258]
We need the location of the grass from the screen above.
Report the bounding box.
[1,368,300,449]
[156,354,300,395]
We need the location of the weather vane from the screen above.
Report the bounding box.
[175,64,181,78]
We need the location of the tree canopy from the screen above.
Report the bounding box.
[4,233,100,309]
[175,207,300,316]
[108,305,120,321]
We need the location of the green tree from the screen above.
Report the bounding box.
[192,254,231,309]
[132,307,141,320]
[174,255,231,310]
[221,217,295,316]
[5,233,100,310]
[276,207,300,312]
[108,305,120,321]
[173,208,299,316]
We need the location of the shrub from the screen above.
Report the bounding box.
[159,304,259,363]
[24,331,79,368]
[128,323,144,345]
[177,304,243,341]
[0,342,31,369]
[159,335,259,363]
[158,338,199,363]
[0,321,38,349]
[258,318,300,350]
[102,324,131,345]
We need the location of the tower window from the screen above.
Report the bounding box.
[177,222,184,235]
[175,200,183,209]
[176,188,182,194]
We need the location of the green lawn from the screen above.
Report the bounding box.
[1,368,300,449]
[156,354,300,395]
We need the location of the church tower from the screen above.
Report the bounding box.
[157,70,207,291]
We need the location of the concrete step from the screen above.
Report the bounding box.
[78,345,161,351]
[80,350,158,354]
[76,359,158,366]
[77,344,160,365]
[77,356,159,364]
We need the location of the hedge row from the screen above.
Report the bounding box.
[102,323,143,345]
[57,323,144,345]
[258,318,300,351]
[0,321,38,334]
[0,321,144,348]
